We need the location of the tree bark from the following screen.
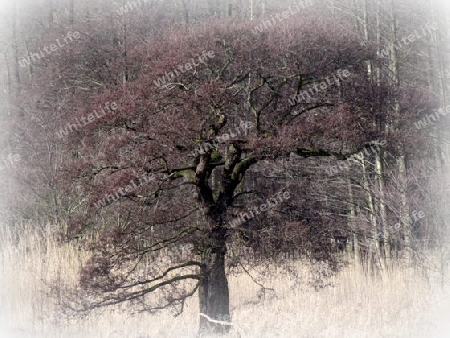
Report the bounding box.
[376,151,390,264]
[121,12,128,86]
[362,154,386,277]
[198,226,230,335]
[397,154,412,264]
[388,0,412,265]
[348,179,361,270]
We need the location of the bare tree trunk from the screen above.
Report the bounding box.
[121,11,128,86]
[373,0,390,265]
[375,0,381,88]
[48,0,54,27]
[362,0,372,76]
[207,0,221,16]
[376,151,390,265]
[397,155,412,264]
[198,226,230,335]
[348,179,361,270]
[362,155,386,277]
[11,2,20,90]
[362,0,389,269]
[181,0,189,25]
[69,0,74,26]
[388,0,412,265]
[389,0,400,88]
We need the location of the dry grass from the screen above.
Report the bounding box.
[0,222,449,338]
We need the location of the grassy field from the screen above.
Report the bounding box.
[0,222,449,338]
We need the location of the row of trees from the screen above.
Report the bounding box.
[1,0,449,334]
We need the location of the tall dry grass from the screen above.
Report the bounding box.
[0,222,449,338]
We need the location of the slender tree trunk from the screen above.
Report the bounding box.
[376,151,390,265]
[375,0,381,86]
[389,0,400,89]
[207,0,220,16]
[388,0,412,265]
[181,0,189,25]
[397,155,412,264]
[373,0,390,266]
[348,179,361,270]
[362,155,386,277]
[362,0,372,76]
[10,1,21,109]
[11,2,20,90]
[48,0,54,27]
[122,12,128,86]
[363,0,389,269]
[69,0,74,26]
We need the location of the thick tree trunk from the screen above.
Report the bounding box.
[198,227,230,335]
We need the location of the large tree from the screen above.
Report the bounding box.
[5,0,445,335]
[61,13,382,333]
